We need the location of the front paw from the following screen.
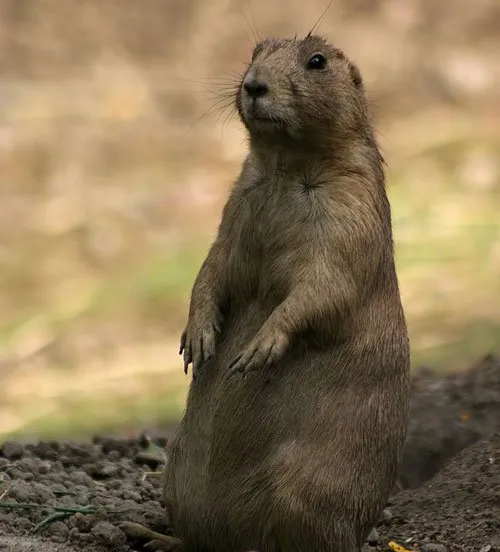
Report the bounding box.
[179,311,222,379]
[228,327,289,376]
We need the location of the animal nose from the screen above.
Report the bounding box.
[243,71,268,98]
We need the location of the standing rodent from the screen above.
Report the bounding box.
[164,34,411,552]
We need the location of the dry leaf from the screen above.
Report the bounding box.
[388,541,418,552]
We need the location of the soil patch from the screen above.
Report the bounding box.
[371,433,499,552]
[1,355,499,552]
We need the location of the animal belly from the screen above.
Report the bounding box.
[164,301,270,543]
[166,322,409,549]
[207,346,408,529]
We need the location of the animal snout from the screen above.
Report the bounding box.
[243,70,269,98]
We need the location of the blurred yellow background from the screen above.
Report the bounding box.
[1,0,499,439]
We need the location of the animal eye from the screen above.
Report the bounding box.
[307,53,327,70]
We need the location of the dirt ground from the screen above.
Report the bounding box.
[1,355,499,552]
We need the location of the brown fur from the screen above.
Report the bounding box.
[165,35,411,552]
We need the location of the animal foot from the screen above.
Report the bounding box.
[179,310,222,379]
[229,326,289,376]
[120,521,183,551]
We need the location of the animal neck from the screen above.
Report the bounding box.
[249,133,384,186]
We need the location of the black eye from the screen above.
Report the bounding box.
[307,53,327,70]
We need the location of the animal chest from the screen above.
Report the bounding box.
[228,178,315,299]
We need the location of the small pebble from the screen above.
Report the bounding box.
[50,483,69,494]
[75,493,92,506]
[72,471,94,486]
[108,451,121,462]
[122,498,141,510]
[422,545,447,552]
[0,458,11,470]
[45,520,70,539]
[5,467,23,480]
[38,461,52,474]
[91,521,127,547]
[18,457,42,472]
[122,489,142,502]
[97,462,119,478]
[75,533,93,544]
[9,480,38,502]
[107,480,122,490]
[56,494,81,508]
[74,484,90,495]
[381,508,393,522]
[68,527,80,539]
[15,518,33,531]
[68,513,96,533]
[0,441,24,460]
[366,527,379,544]
[31,481,55,502]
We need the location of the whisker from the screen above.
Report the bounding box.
[306,0,332,38]
[189,89,236,100]
[182,97,236,136]
[215,104,233,126]
[177,77,241,89]
[248,0,261,43]
[222,106,238,131]
[239,2,259,47]
[218,104,239,140]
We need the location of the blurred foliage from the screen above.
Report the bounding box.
[0,0,499,438]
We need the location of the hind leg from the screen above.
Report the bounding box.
[120,521,183,551]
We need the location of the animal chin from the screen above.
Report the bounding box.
[245,106,284,128]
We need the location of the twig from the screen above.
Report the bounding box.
[141,471,162,482]
[0,501,40,510]
[0,500,98,532]
[0,498,161,532]
[34,511,72,533]
[0,501,97,515]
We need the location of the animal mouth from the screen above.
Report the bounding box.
[253,114,278,123]
[246,104,283,125]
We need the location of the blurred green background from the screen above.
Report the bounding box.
[1,0,499,440]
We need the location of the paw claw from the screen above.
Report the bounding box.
[180,316,221,377]
[228,354,242,371]
[179,331,187,355]
[228,329,289,378]
[229,349,258,376]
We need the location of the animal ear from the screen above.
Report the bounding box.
[348,62,363,88]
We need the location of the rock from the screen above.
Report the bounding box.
[422,544,448,552]
[381,508,393,522]
[1,441,24,460]
[72,471,94,486]
[45,520,70,539]
[96,461,119,478]
[91,521,127,547]
[0,458,12,469]
[366,527,379,544]
[9,480,40,502]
